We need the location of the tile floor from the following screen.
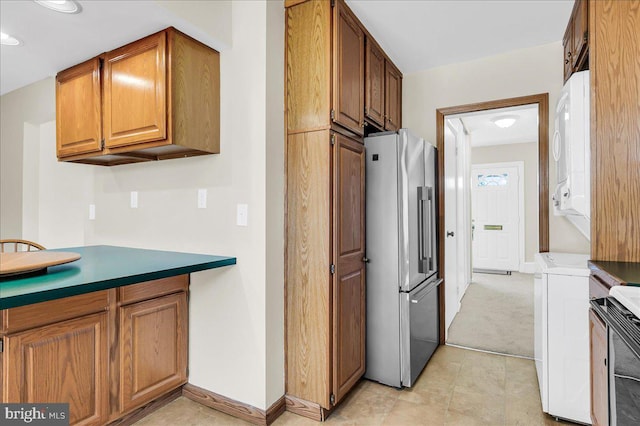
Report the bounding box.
[134,345,575,426]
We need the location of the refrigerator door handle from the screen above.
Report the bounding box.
[417,186,429,273]
[426,186,433,272]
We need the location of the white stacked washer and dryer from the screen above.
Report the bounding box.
[534,252,591,424]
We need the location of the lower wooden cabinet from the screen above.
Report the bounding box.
[3,313,109,426]
[119,292,188,413]
[1,276,189,426]
[589,309,608,426]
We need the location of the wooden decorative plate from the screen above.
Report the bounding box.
[0,251,81,276]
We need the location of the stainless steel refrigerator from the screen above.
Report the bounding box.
[364,129,441,388]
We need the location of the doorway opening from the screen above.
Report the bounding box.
[435,94,549,356]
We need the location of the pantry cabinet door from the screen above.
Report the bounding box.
[332,132,366,405]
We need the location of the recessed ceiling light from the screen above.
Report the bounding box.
[491,115,519,129]
[0,32,21,46]
[34,0,82,14]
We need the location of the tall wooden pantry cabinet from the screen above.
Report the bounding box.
[284,0,402,420]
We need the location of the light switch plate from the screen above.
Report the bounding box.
[89,204,96,220]
[130,191,138,208]
[198,189,207,209]
[237,204,248,226]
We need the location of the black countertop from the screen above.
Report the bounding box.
[589,260,640,287]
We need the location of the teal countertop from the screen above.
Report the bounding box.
[0,245,236,310]
[590,260,640,287]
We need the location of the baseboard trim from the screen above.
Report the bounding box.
[266,396,287,424]
[182,383,285,426]
[284,394,332,421]
[108,386,182,425]
[519,262,535,274]
[445,343,534,360]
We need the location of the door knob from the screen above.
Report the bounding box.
[362,257,370,263]
[447,231,455,237]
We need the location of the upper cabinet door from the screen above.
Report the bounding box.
[562,25,572,83]
[103,31,167,149]
[385,62,401,131]
[56,58,102,158]
[365,39,385,127]
[333,0,365,135]
[571,0,588,68]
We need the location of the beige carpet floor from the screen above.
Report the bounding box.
[446,272,534,358]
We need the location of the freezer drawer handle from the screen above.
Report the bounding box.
[410,278,443,303]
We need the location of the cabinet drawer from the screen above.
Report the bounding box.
[589,275,612,300]
[1,290,110,334]
[119,275,189,305]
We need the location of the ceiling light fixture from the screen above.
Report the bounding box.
[0,32,21,46]
[34,0,82,14]
[491,115,519,128]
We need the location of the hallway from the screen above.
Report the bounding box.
[446,272,534,358]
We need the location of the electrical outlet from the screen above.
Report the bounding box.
[237,204,248,226]
[89,204,96,220]
[198,189,207,209]
[130,191,138,208]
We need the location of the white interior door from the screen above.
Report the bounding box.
[444,124,459,333]
[471,162,522,272]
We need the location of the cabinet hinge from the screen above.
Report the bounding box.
[330,393,335,405]
[331,134,335,146]
[330,0,335,8]
[101,139,105,150]
[330,264,335,275]
[0,339,3,353]
[364,106,368,115]
[330,109,335,121]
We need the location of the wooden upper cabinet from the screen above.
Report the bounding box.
[333,0,365,135]
[571,0,588,69]
[103,31,167,149]
[56,57,102,158]
[385,61,401,131]
[3,313,109,426]
[56,27,220,166]
[365,39,385,127]
[562,0,589,83]
[332,132,365,405]
[562,25,573,83]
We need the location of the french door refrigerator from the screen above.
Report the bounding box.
[364,129,441,388]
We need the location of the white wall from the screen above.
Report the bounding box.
[0,77,55,238]
[0,0,285,411]
[22,120,93,248]
[403,42,590,255]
